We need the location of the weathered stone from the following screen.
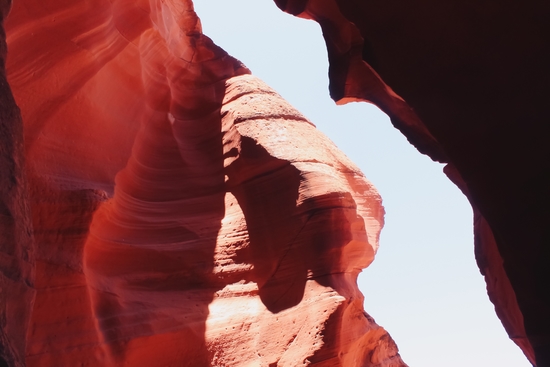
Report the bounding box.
[0,1,405,366]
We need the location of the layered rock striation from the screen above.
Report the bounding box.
[0,1,405,366]
[4,0,545,365]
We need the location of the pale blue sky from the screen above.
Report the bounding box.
[194,1,531,366]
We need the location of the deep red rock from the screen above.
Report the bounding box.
[0,1,405,366]
[274,0,549,365]
[4,0,545,365]
[0,4,35,367]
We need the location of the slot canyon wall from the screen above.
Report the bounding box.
[0,0,547,367]
[0,0,405,366]
[272,0,549,366]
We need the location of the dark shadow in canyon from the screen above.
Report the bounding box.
[226,136,305,313]
[227,136,357,314]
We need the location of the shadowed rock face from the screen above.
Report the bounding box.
[274,0,549,365]
[0,1,406,366]
[0,4,35,367]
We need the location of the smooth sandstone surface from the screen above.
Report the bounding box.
[3,0,546,366]
[0,1,405,366]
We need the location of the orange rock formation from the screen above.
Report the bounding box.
[0,1,405,366]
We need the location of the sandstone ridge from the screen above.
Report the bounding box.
[0,1,405,366]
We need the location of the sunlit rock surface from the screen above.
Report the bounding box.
[0,1,405,366]
[274,0,550,365]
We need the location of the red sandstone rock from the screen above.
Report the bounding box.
[0,1,405,366]
[6,0,546,365]
[0,5,35,367]
[274,0,549,365]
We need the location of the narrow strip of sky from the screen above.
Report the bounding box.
[193,1,531,366]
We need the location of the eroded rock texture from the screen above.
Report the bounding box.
[0,1,405,366]
[0,4,35,367]
[274,0,549,365]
